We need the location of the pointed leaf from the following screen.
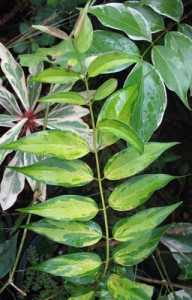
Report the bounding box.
[0,43,29,109]
[0,84,22,115]
[124,62,167,142]
[0,130,90,160]
[89,4,151,41]
[88,52,140,77]
[29,67,80,84]
[75,15,93,53]
[108,274,153,300]
[142,0,183,22]
[8,157,94,187]
[24,219,102,247]
[38,91,86,105]
[152,46,190,109]
[109,174,178,211]
[73,1,91,37]
[113,226,169,266]
[125,2,164,33]
[17,195,99,221]
[32,25,69,40]
[0,152,25,210]
[28,62,44,109]
[0,115,20,126]
[0,234,18,279]
[97,119,144,154]
[178,24,192,39]
[104,142,178,180]
[93,79,118,101]
[31,252,102,279]
[113,202,181,242]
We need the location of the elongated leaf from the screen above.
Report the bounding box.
[73,1,91,37]
[93,79,118,101]
[142,0,183,22]
[97,119,144,154]
[28,62,44,109]
[17,195,99,221]
[0,234,18,279]
[29,67,80,84]
[109,174,178,211]
[38,91,86,105]
[0,84,22,115]
[31,252,102,279]
[88,52,140,77]
[108,274,153,300]
[104,142,178,180]
[112,202,181,242]
[24,219,102,247]
[68,291,95,300]
[89,4,151,41]
[0,119,27,164]
[97,85,139,147]
[0,43,29,109]
[165,32,192,97]
[75,15,93,53]
[0,115,20,126]
[124,62,167,142]
[0,130,90,160]
[152,46,190,109]
[113,226,169,266]
[32,25,69,40]
[8,157,94,187]
[0,152,25,210]
[125,2,164,33]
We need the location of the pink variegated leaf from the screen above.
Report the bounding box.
[27,62,44,110]
[0,84,22,115]
[0,115,20,127]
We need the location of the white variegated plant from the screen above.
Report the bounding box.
[0,43,91,210]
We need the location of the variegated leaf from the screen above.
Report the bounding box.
[0,152,25,210]
[0,115,20,127]
[0,83,22,115]
[0,43,29,109]
[28,62,44,109]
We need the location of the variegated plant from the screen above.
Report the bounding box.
[0,43,90,210]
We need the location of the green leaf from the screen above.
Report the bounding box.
[0,84,22,115]
[32,25,69,40]
[104,142,178,180]
[29,67,80,84]
[152,46,190,109]
[17,195,99,221]
[165,32,192,97]
[159,290,192,300]
[93,79,118,101]
[125,2,164,33]
[88,52,140,77]
[19,53,49,67]
[68,291,95,300]
[97,85,139,147]
[178,24,192,39]
[108,274,153,300]
[31,252,102,280]
[124,62,167,142]
[38,91,86,105]
[113,226,169,266]
[109,174,178,211]
[75,15,93,53]
[23,219,102,247]
[0,234,18,279]
[97,119,144,154]
[9,157,94,187]
[142,0,183,22]
[172,253,192,281]
[89,4,151,41]
[0,130,90,160]
[112,202,181,242]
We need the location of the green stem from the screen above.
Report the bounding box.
[72,39,110,276]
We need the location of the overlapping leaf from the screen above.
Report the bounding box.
[38,91,86,105]
[93,79,118,101]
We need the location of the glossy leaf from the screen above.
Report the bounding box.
[38,91,86,105]
[97,119,144,154]
[0,130,90,160]
[29,67,80,84]
[68,291,95,300]
[108,274,153,300]
[172,253,192,281]
[32,25,69,40]
[142,0,183,21]
[0,234,18,279]
[152,46,190,109]
[112,202,181,242]
[24,219,102,247]
[17,195,99,221]
[31,252,102,280]
[178,24,192,39]
[109,174,178,211]
[125,2,164,33]
[97,85,139,147]
[93,79,118,101]
[124,62,167,142]
[165,32,192,97]
[104,142,178,180]
[89,4,151,41]
[113,226,169,266]
[75,15,93,53]
[8,157,94,187]
[88,52,140,77]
